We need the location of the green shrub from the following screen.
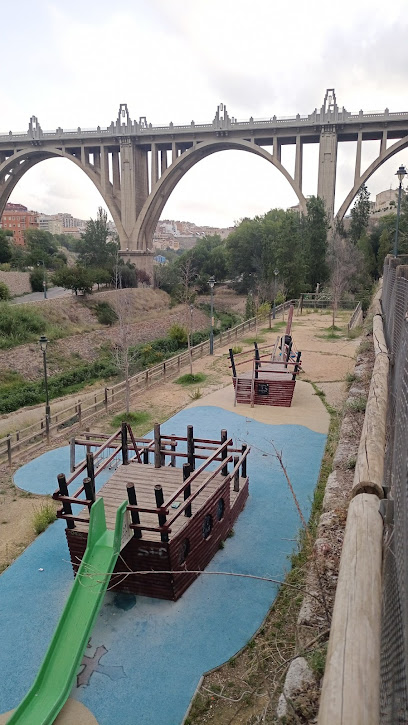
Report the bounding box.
[257,301,271,318]
[94,301,118,326]
[0,358,118,414]
[0,303,46,348]
[168,323,188,347]
[29,267,46,293]
[176,373,206,385]
[347,395,367,413]
[32,502,56,535]
[111,410,151,429]
[0,281,10,300]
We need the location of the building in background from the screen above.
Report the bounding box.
[0,203,38,245]
[370,189,399,218]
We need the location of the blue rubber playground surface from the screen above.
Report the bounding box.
[0,406,326,725]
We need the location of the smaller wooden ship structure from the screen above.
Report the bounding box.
[54,423,250,601]
[230,305,302,408]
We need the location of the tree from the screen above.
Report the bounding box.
[303,196,329,288]
[78,207,119,268]
[52,265,93,295]
[91,267,112,289]
[327,233,361,327]
[350,184,371,244]
[0,230,12,264]
[357,232,377,279]
[29,267,46,293]
[377,228,392,273]
[112,289,135,413]
[244,293,256,320]
[24,228,58,267]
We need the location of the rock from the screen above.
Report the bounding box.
[322,470,349,512]
[277,657,316,719]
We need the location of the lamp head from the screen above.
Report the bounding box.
[208,276,215,289]
[39,335,48,353]
[274,268,279,276]
[396,165,407,184]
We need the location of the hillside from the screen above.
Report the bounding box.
[0,288,211,380]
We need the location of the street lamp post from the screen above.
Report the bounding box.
[38,260,47,299]
[273,268,279,320]
[208,276,215,355]
[39,335,50,439]
[188,303,194,375]
[394,165,407,257]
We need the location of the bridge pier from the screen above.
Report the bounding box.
[317,129,338,221]
[118,249,154,282]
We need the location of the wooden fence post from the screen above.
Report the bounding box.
[183,462,192,517]
[104,388,109,412]
[241,444,248,478]
[7,435,11,468]
[77,400,82,427]
[233,455,240,492]
[170,434,176,467]
[127,482,142,538]
[221,429,228,476]
[154,485,168,543]
[187,425,195,471]
[83,476,95,507]
[154,423,161,468]
[70,437,76,473]
[121,422,129,465]
[86,452,95,495]
[57,473,75,529]
[143,447,149,464]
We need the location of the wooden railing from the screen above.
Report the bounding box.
[53,422,250,541]
[0,306,290,466]
[1,296,334,465]
[347,301,363,331]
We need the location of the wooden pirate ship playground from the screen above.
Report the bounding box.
[229,305,302,407]
[54,423,250,601]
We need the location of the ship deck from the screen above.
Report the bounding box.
[74,460,245,542]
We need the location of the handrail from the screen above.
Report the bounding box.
[165,456,233,526]
[163,437,233,509]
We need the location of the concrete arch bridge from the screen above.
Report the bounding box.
[1,89,408,276]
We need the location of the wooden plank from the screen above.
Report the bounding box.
[352,353,388,499]
[318,494,382,725]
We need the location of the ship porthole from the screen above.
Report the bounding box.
[217,498,225,521]
[202,514,213,539]
[178,538,190,564]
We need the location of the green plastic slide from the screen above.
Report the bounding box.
[7,498,127,725]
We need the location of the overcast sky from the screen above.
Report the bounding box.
[4,0,408,227]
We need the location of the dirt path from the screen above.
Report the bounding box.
[0,308,359,573]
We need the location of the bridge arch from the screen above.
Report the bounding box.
[0,147,123,236]
[336,135,408,222]
[133,139,307,250]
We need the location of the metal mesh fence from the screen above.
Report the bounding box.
[380,258,408,724]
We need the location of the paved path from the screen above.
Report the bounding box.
[11,287,71,304]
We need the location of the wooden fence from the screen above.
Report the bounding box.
[0,301,296,466]
[347,301,363,331]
